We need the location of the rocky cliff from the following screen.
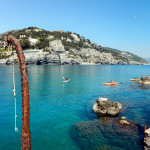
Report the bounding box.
[0,27,146,65]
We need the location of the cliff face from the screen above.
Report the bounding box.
[0,27,146,65]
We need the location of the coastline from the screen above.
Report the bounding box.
[0,49,147,65]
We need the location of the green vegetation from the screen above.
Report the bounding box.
[35,38,49,49]
[0,53,10,59]
[20,39,31,49]
[125,52,145,62]
[79,54,90,61]
[43,48,51,54]
[0,48,10,59]
[62,39,90,51]
[49,31,73,40]
[62,40,79,50]
[0,26,145,63]
[0,48,6,52]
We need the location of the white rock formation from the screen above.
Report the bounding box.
[48,35,54,39]
[49,40,65,53]
[71,33,80,42]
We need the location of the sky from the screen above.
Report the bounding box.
[0,0,150,58]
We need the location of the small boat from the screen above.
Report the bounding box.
[62,79,70,83]
[62,77,70,83]
[103,82,120,85]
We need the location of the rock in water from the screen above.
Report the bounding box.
[138,75,150,85]
[119,117,130,125]
[141,75,150,81]
[130,78,140,82]
[131,75,150,85]
[70,118,142,150]
[144,128,150,150]
[93,97,122,116]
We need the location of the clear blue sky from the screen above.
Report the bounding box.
[0,0,150,58]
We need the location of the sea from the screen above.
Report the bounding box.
[0,65,150,150]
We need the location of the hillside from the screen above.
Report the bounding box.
[0,27,146,65]
[145,58,150,63]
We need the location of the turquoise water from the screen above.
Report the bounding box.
[0,65,150,150]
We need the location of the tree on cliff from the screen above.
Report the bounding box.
[20,39,31,50]
[35,38,49,49]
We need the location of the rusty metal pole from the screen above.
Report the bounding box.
[144,124,147,132]
[6,36,31,150]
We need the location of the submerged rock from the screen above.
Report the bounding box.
[71,118,143,150]
[93,97,122,116]
[138,86,150,89]
[119,117,131,125]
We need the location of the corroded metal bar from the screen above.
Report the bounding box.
[144,124,147,132]
[6,35,31,150]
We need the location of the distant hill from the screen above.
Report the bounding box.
[145,58,150,63]
[104,47,146,63]
[0,27,147,65]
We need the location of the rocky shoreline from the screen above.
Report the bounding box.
[0,49,146,65]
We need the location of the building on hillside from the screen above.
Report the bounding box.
[19,35,26,39]
[28,37,39,45]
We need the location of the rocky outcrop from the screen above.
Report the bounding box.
[138,80,150,85]
[138,75,150,85]
[4,50,81,65]
[71,33,80,42]
[93,97,122,116]
[0,59,7,64]
[131,75,150,85]
[141,75,150,80]
[71,48,143,65]
[2,47,146,65]
[144,128,150,150]
[49,40,65,53]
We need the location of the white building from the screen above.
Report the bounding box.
[19,35,26,39]
[28,37,39,45]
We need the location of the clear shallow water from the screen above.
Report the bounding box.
[0,65,150,150]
